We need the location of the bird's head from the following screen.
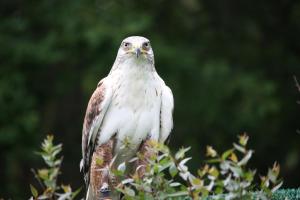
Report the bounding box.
[116,36,154,64]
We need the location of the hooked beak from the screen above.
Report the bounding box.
[135,48,141,58]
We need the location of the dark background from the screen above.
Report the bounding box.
[0,0,299,199]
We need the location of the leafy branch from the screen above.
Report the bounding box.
[113,133,282,200]
[29,135,81,200]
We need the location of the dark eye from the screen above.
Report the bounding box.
[143,42,150,49]
[123,42,131,48]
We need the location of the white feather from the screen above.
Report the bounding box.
[96,58,168,165]
[159,85,174,142]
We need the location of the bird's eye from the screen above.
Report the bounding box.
[123,42,131,48]
[142,42,150,49]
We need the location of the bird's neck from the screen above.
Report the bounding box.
[110,58,155,79]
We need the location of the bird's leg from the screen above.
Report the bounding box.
[135,139,155,179]
[90,139,114,200]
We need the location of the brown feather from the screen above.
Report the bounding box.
[83,80,105,138]
[90,139,114,197]
[82,80,106,185]
[135,139,156,178]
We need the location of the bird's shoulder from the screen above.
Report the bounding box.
[152,73,172,94]
[83,77,110,136]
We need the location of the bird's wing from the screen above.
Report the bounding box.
[81,77,113,186]
[159,85,174,143]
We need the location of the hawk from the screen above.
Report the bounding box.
[80,36,174,199]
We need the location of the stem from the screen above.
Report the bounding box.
[31,168,46,191]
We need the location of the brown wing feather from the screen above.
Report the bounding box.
[82,80,106,186]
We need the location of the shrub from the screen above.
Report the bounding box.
[29,134,281,200]
[29,135,81,200]
[113,133,282,200]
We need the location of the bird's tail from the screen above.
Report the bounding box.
[85,184,120,200]
[85,185,93,200]
[84,183,94,200]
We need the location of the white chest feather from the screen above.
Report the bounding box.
[98,63,162,162]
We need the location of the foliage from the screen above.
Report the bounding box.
[113,134,282,200]
[29,135,81,200]
[270,188,300,200]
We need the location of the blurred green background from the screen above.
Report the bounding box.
[0,0,299,199]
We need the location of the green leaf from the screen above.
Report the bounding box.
[208,166,219,178]
[124,187,135,196]
[191,177,202,186]
[271,181,283,193]
[198,164,209,177]
[71,187,82,199]
[175,147,191,160]
[237,150,253,166]
[169,163,178,177]
[233,143,246,153]
[37,169,49,180]
[158,157,172,172]
[221,148,234,160]
[206,146,217,157]
[229,165,243,177]
[215,187,223,194]
[61,184,71,193]
[166,191,189,197]
[244,170,255,182]
[169,182,181,187]
[179,157,192,167]
[205,158,221,163]
[230,152,238,163]
[30,184,38,198]
[238,133,249,146]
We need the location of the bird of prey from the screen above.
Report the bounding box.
[80,36,174,199]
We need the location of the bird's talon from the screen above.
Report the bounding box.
[99,183,111,197]
[99,197,112,200]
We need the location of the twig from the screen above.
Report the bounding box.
[31,168,46,190]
